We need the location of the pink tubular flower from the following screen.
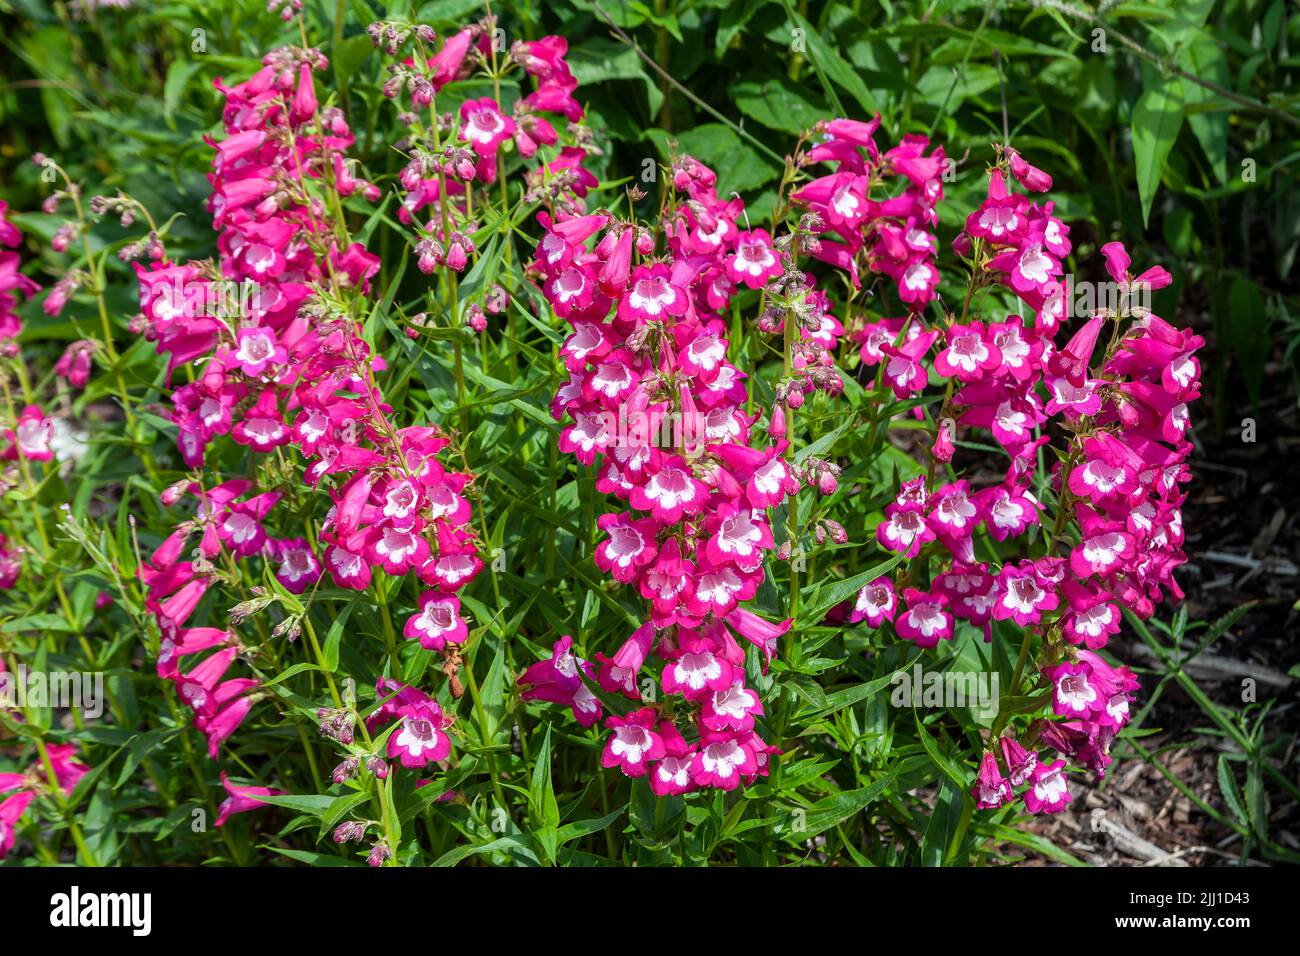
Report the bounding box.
[403,591,468,650]
[992,560,1058,627]
[517,636,602,728]
[999,737,1038,787]
[231,325,287,376]
[690,732,757,791]
[0,790,36,859]
[601,707,666,777]
[5,405,54,462]
[387,700,454,768]
[934,322,1001,382]
[895,589,953,648]
[972,752,1013,809]
[727,229,782,288]
[55,340,95,389]
[701,679,764,734]
[849,576,897,628]
[135,47,485,772]
[649,720,697,796]
[1023,759,1072,814]
[215,772,283,827]
[459,97,516,156]
[1044,660,1099,717]
[876,504,935,558]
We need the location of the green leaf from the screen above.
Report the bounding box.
[431,835,537,867]
[780,1,874,115]
[529,725,560,863]
[795,653,922,723]
[913,707,970,792]
[650,123,780,195]
[789,764,902,839]
[730,78,828,135]
[568,37,663,116]
[799,551,906,625]
[1225,275,1268,407]
[970,821,1088,866]
[163,59,202,124]
[1179,38,1229,184]
[1216,754,1250,827]
[558,807,625,846]
[319,597,357,673]
[266,847,365,866]
[1131,74,1185,227]
[256,793,337,817]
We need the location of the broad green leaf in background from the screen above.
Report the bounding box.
[568,37,664,116]
[1132,72,1185,227]
[1179,37,1230,185]
[648,123,781,195]
[730,77,830,135]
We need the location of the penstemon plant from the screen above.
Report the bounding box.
[528,105,1199,822]
[0,3,1212,870]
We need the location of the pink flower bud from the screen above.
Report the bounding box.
[769,405,787,439]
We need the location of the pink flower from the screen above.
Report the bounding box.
[727,229,782,288]
[403,591,468,650]
[895,589,953,648]
[387,701,453,768]
[458,97,516,156]
[876,504,935,558]
[992,560,1058,627]
[618,263,688,322]
[1006,147,1052,192]
[517,636,603,728]
[934,322,1002,382]
[662,647,733,700]
[55,340,95,389]
[1023,759,1072,814]
[999,737,1038,787]
[972,752,1012,809]
[601,707,666,777]
[1044,660,1099,717]
[0,790,35,859]
[849,576,897,628]
[230,389,289,452]
[5,405,53,461]
[215,772,282,827]
[594,512,659,583]
[231,326,287,376]
[690,732,757,791]
[628,456,709,523]
[701,679,763,733]
[649,721,697,796]
[268,537,321,593]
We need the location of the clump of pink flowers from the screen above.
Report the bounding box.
[521,151,803,794]
[373,16,597,336]
[850,143,1199,813]
[137,44,483,774]
[0,743,88,859]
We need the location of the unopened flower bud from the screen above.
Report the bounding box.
[334,821,367,844]
[768,405,787,439]
[332,757,360,784]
